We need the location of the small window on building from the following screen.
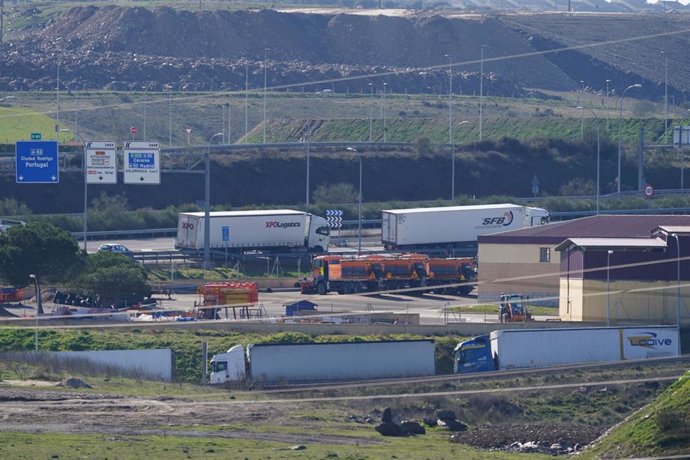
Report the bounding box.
[539,247,551,263]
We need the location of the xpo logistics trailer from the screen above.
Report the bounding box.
[176,209,330,254]
[210,340,436,384]
[454,326,679,374]
[381,203,549,255]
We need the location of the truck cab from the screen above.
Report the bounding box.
[209,345,247,384]
[525,206,550,227]
[453,335,495,374]
[307,215,330,253]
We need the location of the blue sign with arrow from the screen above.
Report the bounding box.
[15,141,59,184]
[222,226,230,242]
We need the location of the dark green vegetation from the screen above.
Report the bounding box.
[582,372,690,458]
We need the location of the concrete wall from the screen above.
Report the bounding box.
[478,243,560,305]
[53,349,174,382]
[560,278,688,325]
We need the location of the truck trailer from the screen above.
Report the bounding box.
[454,326,679,374]
[381,203,549,255]
[175,209,330,253]
[210,340,436,384]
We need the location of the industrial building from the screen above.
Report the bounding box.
[477,215,690,323]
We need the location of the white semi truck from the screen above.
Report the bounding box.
[454,326,680,374]
[381,203,549,255]
[175,209,330,253]
[210,340,436,384]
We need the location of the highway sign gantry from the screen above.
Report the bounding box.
[15,140,59,184]
[86,141,118,184]
[123,141,160,185]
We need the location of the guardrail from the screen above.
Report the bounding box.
[71,228,177,240]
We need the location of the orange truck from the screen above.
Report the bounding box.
[425,257,477,295]
[299,253,429,295]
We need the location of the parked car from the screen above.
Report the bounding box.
[98,243,133,258]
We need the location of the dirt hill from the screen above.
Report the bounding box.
[0,6,688,100]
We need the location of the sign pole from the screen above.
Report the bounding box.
[83,144,88,251]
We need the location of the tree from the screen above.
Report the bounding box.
[0,223,82,287]
[74,252,150,307]
[312,183,358,204]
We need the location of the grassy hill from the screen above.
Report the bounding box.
[582,371,690,458]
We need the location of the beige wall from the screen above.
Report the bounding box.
[478,243,561,305]
[559,278,687,324]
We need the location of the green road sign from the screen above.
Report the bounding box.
[30,133,41,140]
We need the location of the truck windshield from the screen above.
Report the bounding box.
[316,226,330,236]
[212,361,227,373]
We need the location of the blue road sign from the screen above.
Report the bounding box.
[222,226,230,242]
[15,141,59,184]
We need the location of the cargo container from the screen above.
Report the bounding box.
[454,326,679,374]
[175,209,329,253]
[381,203,549,255]
[210,340,436,384]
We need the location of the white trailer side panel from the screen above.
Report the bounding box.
[382,204,527,246]
[491,326,678,371]
[176,210,309,250]
[248,341,435,382]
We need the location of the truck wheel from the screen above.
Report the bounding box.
[342,282,353,295]
[352,283,361,294]
[316,283,327,295]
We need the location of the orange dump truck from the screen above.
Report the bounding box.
[426,257,477,295]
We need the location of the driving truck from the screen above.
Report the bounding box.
[299,253,429,295]
[454,326,679,374]
[498,294,532,322]
[382,203,549,255]
[175,209,329,253]
[210,340,436,384]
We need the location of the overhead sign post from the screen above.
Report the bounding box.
[15,140,59,184]
[86,142,118,184]
[124,141,160,185]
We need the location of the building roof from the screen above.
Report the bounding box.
[478,214,690,245]
[656,225,690,235]
[555,237,668,252]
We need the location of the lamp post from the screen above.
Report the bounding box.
[446,54,454,199]
[617,83,642,193]
[204,132,224,271]
[671,233,681,355]
[245,64,249,144]
[263,48,269,144]
[479,45,486,141]
[304,129,311,206]
[580,108,601,214]
[347,147,362,253]
[663,51,668,144]
[605,79,611,132]
[382,82,387,142]
[368,83,373,142]
[29,274,42,352]
[606,250,613,326]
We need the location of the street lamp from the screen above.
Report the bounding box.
[605,79,611,132]
[263,48,269,144]
[580,108,601,213]
[606,250,613,326]
[671,233,681,355]
[617,83,642,193]
[29,274,42,352]
[663,51,668,144]
[245,64,249,144]
[382,82,387,142]
[479,45,486,141]
[368,83,373,142]
[446,54,454,199]
[347,147,362,253]
[204,132,224,271]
